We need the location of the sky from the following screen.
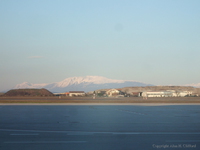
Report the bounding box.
[1,0,200,91]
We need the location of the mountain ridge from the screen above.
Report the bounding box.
[13,76,153,92]
[13,76,200,93]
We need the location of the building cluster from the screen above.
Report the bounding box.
[95,89,197,98]
[54,89,199,98]
[54,91,85,97]
[141,90,193,98]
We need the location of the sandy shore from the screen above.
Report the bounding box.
[0,96,200,104]
[1,103,200,106]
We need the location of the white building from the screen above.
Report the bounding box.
[175,91,192,97]
[106,89,122,97]
[142,90,192,98]
[69,91,85,97]
[142,91,172,98]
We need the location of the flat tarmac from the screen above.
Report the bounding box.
[0,104,200,150]
[1,96,200,104]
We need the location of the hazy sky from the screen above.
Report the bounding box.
[1,0,200,91]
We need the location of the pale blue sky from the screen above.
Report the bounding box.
[1,0,200,91]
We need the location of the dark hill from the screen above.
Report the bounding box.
[4,89,54,97]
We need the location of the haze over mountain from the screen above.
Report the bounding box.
[14,76,153,92]
[185,83,200,88]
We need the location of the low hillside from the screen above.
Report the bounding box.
[4,89,54,97]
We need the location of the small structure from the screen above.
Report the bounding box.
[190,93,199,97]
[69,91,85,97]
[106,89,120,97]
[177,91,192,97]
[106,89,124,97]
[54,93,67,96]
[96,91,107,97]
[132,92,142,97]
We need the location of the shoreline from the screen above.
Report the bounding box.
[1,103,200,106]
[0,97,200,105]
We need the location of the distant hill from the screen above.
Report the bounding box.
[4,89,54,97]
[13,76,153,92]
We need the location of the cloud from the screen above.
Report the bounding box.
[28,56,44,59]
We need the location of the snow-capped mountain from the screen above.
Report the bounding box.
[13,76,153,92]
[55,76,124,87]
